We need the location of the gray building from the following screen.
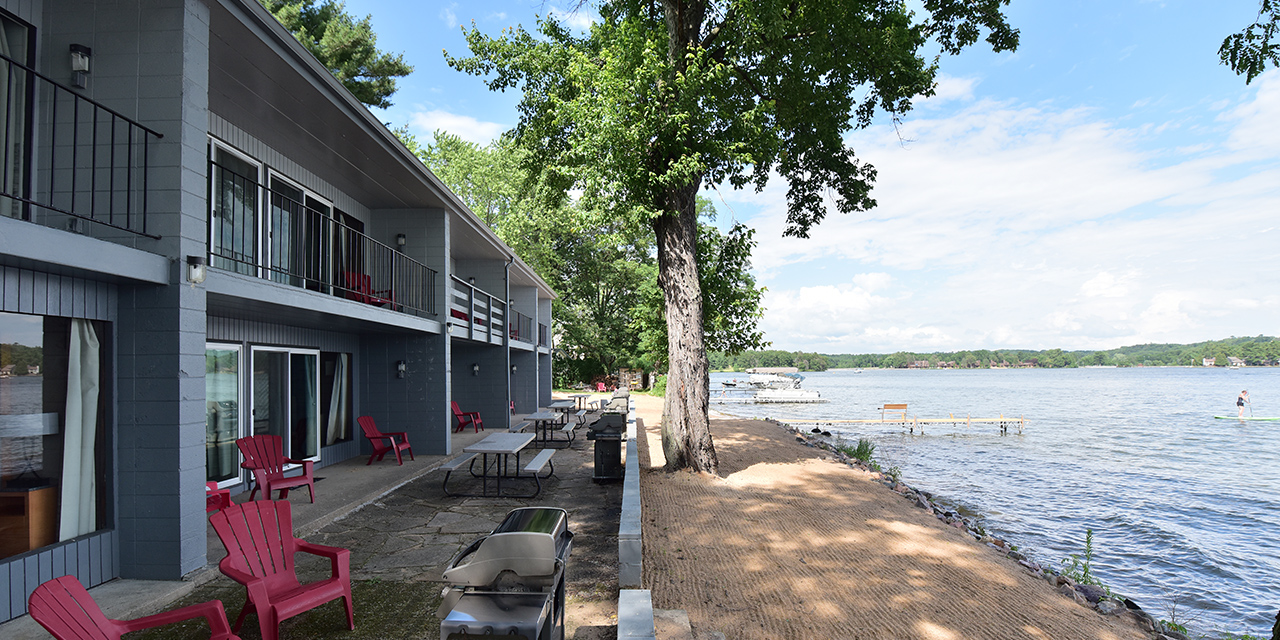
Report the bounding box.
[0,0,555,622]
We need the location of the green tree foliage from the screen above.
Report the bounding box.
[815,336,1280,368]
[259,0,413,108]
[1221,0,1280,83]
[447,0,1018,473]
[709,350,828,371]
[0,343,43,372]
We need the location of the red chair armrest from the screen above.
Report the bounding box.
[119,599,235,636]
[283,458,315,472]
[369,434,398,444]
[296,540,351,579]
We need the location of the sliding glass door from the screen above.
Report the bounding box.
[205,344,241,485]
[250,347,319,462]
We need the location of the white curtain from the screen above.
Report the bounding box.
[59,319,99,541]
[325,353,348,445]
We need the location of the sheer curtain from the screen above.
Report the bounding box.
[325,353,348,445]
[59,319,99,541]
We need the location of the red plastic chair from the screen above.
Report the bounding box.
[210,500,354,640]
[450,401,484,433]
[207,481,233,513]
[596,382,606,392]
[28,575,240,640]
[341,271,392,306]
[356,416,413,465]
[236,435,315,503]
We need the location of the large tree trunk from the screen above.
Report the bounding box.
[654,182,717,474]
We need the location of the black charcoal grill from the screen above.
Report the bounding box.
[586,413,626,483]
[438,507,573,640]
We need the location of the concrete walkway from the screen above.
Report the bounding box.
[3,402,622,640]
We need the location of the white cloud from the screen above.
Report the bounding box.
[439,3,458,29]
[735,72,1280,352]
[547,4,597,30]
[408,109,505,145]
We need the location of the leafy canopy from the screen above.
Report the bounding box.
[1221,0,1280,84]
[448,1,1019,236]
[259,0,413,108]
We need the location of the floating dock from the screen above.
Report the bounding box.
[780,414,1027,435]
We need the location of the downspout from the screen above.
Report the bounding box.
[504,255,514,416]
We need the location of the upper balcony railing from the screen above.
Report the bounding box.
[449,276,506,343]
[539,322,550,348]
[0,52,163,238]
[209,159,437,317]
[510,310,533,343]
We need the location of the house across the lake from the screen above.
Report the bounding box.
[0,0,555,621]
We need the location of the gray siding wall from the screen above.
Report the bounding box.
[539,352,553,407]
[509,349,538,414]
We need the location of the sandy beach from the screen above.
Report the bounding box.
[631,393,1149,640]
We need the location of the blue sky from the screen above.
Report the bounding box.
[343,0,1280,354]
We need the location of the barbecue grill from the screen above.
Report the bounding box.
[586,413,626,483]
[439,507,574,640]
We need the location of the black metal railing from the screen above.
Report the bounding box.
[539,322,550,348]
[449,276,506,342]
[209,159,438,317]
[0,52,162,237]
[510,311,533,343]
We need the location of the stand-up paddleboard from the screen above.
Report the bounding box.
[1213,415,1280,421]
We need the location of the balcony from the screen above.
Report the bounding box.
[209,159,437,317]
[510,310,533,344]
[0,53,162,239]
[449,276,506,344]
[539,322,550,348]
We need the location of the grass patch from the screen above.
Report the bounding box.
[129,579,443,640]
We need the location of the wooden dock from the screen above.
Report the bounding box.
[781,414,1026,436]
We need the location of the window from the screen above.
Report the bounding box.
[319,352,352,445]
[209,142,261,276]
[0,311,109,560]
[0,10,33,221]
[251,347,320,462]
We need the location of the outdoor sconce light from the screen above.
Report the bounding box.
[396,233,406,249]
[468,277,476,286]
[396,361,407,379]
[70,44,91,88]
[472,363,480,376]
[186,255,207,284]
[511,364,517,374]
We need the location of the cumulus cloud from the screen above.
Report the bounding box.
[439,3,458,28]
[733,72,1280,352]
[408,109,505,145]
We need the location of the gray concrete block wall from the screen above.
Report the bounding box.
[509,349,537,414]
[450,342,510,429]
[538,352,553,407]
[359,331,448,455]
[374,208,448,318]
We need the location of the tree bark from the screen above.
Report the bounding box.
[654,182,717,474]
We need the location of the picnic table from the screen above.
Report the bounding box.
[463,432,535,496]
[570,394,591,410]
[525,410,574,448]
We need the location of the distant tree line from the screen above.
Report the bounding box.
[710,350,830,372]
[714,337,1280,371]
[0,343,43,372]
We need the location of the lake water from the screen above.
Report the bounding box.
[710,367,1280,635]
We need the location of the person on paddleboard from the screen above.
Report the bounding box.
[1237,390,1250,418]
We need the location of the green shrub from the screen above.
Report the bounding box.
[836,437,876,462]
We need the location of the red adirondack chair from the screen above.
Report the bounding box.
[451,401,483,433]
[28,575,240,640]
[341,271,393,307]
[236,435,315,503]
[210,500,354,640]
[356,415,414,465]
[207,481,233,513]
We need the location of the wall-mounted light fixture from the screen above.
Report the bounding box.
[510,364,517,374]
[396,361,407,379]
[395,233,406,249]
[471,363,480,376]
[186,255,207,284]
[70,44,91,88]
[467,277,476,286]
